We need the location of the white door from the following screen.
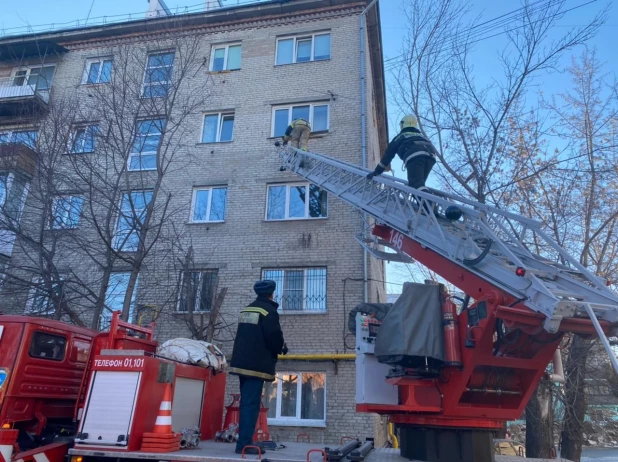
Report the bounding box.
[172,377,205,432]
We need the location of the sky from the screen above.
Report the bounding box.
[1,0,616,293]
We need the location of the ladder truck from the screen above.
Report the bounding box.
[278,145,618,462]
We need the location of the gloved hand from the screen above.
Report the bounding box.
[366,171,376,180]
[282,343,289,355]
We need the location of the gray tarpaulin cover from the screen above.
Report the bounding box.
[375,282,445,368]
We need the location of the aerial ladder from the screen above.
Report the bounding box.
[278,145,618,462]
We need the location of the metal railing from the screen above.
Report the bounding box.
[0,77,50,104]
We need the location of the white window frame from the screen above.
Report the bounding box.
[50,195,84,230]
[189,186,227,223]
[128,119,164,172]
[265,182,327,221]
[275,33,331,65]
[209,43,242,71]
[271,103,329,137]
[142,51,175,98]
[176,269,219,313]
[261,267,327,312]
[68,124,99,154]
[81,57,113,85]
[10,65,56,89]
[200,113,235,143]
[113,190,153,252]
[265,372,326,427]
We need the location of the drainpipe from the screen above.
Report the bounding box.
[359,0,378,303]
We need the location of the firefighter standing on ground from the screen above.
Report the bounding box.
[229,280,288,455]
[367,115,438,191]
[282,118,311,151]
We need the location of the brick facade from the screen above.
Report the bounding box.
[0,0,387,445]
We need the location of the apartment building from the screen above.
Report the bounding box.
[0,0,388,444]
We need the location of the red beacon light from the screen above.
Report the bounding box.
[515,267,526,277]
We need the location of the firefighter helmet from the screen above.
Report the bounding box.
[399,114,418,130]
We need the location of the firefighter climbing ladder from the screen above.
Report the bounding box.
[278,146,618,372]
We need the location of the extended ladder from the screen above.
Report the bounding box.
[279,146,618,368]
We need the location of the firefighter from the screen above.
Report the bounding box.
[366,114,438,192]
[229,280,288,455]
[282,118,311,151]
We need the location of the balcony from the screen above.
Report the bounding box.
[0,77,50,117]
[0,143,38,178]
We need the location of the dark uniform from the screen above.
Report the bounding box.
[368,126,438,191]
[229,280,287,455]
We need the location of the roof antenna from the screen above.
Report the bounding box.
[146,0,172,18]
[205,0,223,11]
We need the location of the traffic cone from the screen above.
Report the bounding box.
[141,383,181,453]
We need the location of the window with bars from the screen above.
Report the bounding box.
[263,372,326,426]
[276,33,330,65]
[178,270,219,312]
[261,267,326,312]
[266,183,327,221]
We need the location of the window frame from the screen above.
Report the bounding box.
[99,272,139,330]
[28,331,67,362]
[261,267,327,312]
[113,190,153,252]
[0,129,39,149]
[265,182,328,221]
[128,119,164,172]
[68,123,99,154]
[275,33,331,65]
[10,65,56,90]
[142,51,175,98]
[270,103,329,137]
[177,269,219,313]
[264,372,326,427]
[189,186,228,223]
[209,43,242,72]
[50,195,84,230]
[200,112,235,143]
[81,57,113,85]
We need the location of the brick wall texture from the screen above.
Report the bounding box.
[0,2,388,446]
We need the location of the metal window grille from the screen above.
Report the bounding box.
[261,267,326,311]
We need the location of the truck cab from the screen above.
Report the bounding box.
[0,316,95,447]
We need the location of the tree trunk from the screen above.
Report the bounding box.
[91,268,112,330]
[561,335,592,462]
[526,377,554,458]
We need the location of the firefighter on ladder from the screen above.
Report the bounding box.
[229,280,288,455]
[366,114,438,192]
[282,118,311,151]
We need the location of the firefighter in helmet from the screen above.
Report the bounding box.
[229,280,288,455]
[367,114,438,192]
[282,118,311,151]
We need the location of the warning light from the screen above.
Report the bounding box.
[71,457,83,462]
[1,423,11,429]
[515,267,526,277]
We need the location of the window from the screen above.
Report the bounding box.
[142,52,175,97]
[0,130,38,149]
[69,124,98,153]
[25,278,64,317]
[272,104,329,137]
[51,195,84,229]
[178,270,218,313]
[266,183,327,220]
[190,187,227,223]
[82,58,113,84]
[129,119,164,171]
[0,174,8,210]
[100,272,139,330]
[12,65,55,91]
[201,113,234,143]
[29,332,67,361]
[262,267,326,311]
[113,191,153,251]
[263,372,325,426]
[276,33,330,65]
[210,44,241,71]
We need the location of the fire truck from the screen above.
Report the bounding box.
[0,145,616,462]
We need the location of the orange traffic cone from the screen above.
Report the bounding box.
[141,383,181,453]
